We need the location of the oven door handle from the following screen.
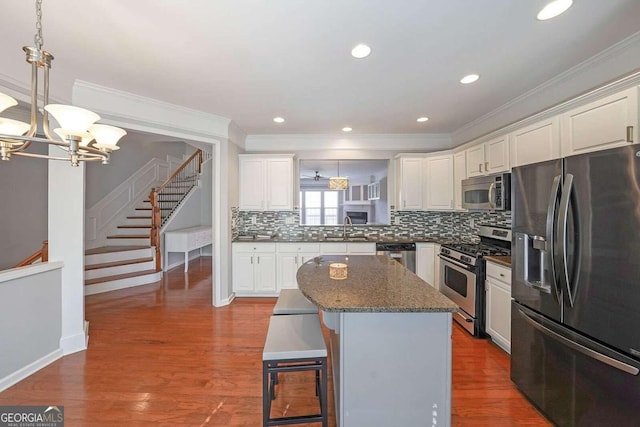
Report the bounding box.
[438,254,474,271]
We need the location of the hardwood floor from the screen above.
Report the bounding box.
[0,257,549,426]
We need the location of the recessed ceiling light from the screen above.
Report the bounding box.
[342,127,353,132]
[273,117,285,123]
[460,74,480,84]
[417,117,429,123]
[537,0,573,21]
[351,44,371,59]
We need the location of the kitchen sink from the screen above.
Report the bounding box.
[324,236,346,241]
[322,236,369,242]
[347,236,369,241]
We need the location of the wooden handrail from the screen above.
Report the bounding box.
[149,149,203,271]
[14,240,48,267]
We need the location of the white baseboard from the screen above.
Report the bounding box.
[60,331,88,355]
[84,271,163,296]
[0,349,63,392]
[217,293,235,307]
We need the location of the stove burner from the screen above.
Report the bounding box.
[443,242,511,258]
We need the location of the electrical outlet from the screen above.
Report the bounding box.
[285,216,295,225]
[394,216,401,225]
[435,217,441,225]
[469,218,475,227]
[251,216,257,225]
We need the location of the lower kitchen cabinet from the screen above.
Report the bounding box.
[276,243,320,290]
[485,260,512,353]
[232,243,277,296]
[416,243,438,288]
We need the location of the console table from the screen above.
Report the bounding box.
[164,226,213,272]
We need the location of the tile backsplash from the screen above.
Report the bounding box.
[233,208,511,242]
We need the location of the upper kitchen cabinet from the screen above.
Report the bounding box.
[453,151,466,210]
[465,135,509,177]
[344,184,370,205]
[510,117,560,167]
[560,87,638,157]
[396,156,423,210]
[239,154,294,210]
[424,154,454,210]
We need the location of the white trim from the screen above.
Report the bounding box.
[60,331,88,356]
[218,293,235,307]
[84,271,163,296]
[0,262,64,284]
[0,349,63,392]
[245,133,452,152]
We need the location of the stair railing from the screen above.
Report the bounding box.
[149,149,204,271]
[14,240,49,267]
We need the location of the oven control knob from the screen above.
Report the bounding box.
[461,256,471,264]
[442,248,450,255]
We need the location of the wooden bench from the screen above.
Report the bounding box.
[262,313,328,427]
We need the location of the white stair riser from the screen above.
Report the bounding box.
[85,248,154,265]
[125,217,152,226]
[106,237,150,246]
[84,271,163,296]
[115,227,151,236]
[85,260,156,280]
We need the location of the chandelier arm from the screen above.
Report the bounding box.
[0,134,109,158]
[11,151,106,162]
[25,62,39,138]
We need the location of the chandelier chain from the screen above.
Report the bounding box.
[34,0,44,49]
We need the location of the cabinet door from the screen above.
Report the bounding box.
[511,117,560,167]
[232,253,255,292]
[254,252,277,292]
[277,253,299,290]
[453,151,466,210]
[239,158,265,210]
[399,158,423,209]
[561,87,638,156]
[416,244,435,287]
[466,145,485,177]
[347,243,376,255]
[266,158,293,210]
[425,155,453,210]
[485,135,510,173]
[486,278,512,353]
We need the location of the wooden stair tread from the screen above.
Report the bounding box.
[85,246,151,255]
[84,269,159,286]
[107,235,150,239]
[117,225,151,229]
[126,216,151,219]
[85,257,154,271]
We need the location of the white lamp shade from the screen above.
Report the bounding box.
[0,118,30,136]
[328,177,349,190]
[88,124,127,148]
[0,92,18,114]
[44,104,100,136]
[54,128,93,146]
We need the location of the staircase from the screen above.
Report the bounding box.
[84,150,207,295]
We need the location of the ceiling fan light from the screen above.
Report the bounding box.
[89,124,127,149]
[0,118,31,137]
[0,92,18,114]
[44,104,100,136]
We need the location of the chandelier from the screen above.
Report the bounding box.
[328,160,349,190]
[0,0,126,166]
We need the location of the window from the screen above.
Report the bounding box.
[301,190,340,225]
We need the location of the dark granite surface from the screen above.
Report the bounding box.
[485,255,512,268]
[233,235,467,245]
[296,255,459,313]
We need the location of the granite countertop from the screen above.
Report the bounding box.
[233,235,465,245]
[296,255,459,313]
[485,255,512,268]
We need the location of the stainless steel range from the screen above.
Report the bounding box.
[438,225,511,336]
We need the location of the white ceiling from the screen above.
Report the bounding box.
[1,0,640,139]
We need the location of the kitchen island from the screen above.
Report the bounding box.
[297,255,458,427]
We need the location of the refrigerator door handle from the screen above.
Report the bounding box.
[545,175,562,302]
[557,173,582,307]
[519,308,640,376]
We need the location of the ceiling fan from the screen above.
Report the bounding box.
[301,170,324,181]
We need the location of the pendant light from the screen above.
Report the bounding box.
[328,160,349,190]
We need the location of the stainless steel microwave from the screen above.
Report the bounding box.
[461,172,511,211]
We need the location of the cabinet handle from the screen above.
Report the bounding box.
[500,273,505,277]
[485,161,489,171]
[478,163,482,172]
[403,200,406,208]
[627,126,634,143]
[251,256,253,265]
[295,255,299,265]
[257,256,260,264]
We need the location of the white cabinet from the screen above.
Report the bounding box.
[424,154,453,210]
[416,243,436,287]
[344,184,370,204]
[396,157,423,210]
[232,243,277,295]
[164,226,213,272]
[239,154,294,210]
[561,87,638,157]
[510,117,561,167]
[367,182,380,200]
[485,261,512,353]
[466,136,509,177]
[318,242,376,256]
[276,243,320,290]
[453,151,466,210]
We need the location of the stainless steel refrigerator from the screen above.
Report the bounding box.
[511,145,640,426]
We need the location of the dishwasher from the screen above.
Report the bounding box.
[375,242,416,273]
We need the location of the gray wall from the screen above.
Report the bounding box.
[85,134,191,208]
[0,106,48,270]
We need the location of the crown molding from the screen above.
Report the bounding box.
[0,72,71,104]
[452,31,640,146]
[245,133,452,152]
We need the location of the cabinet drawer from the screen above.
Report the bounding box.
[233,242,276,253]
[486,261,511,285]
[319,243,348,254]
[276,243,320,253]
